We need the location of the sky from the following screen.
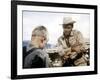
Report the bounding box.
[23,11,90,45]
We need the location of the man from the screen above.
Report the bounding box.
[57,17,89,66]
[24,26,50,68]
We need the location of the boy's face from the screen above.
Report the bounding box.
[39,36,47,48]
[31,36,47,48]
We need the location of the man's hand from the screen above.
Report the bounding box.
[63,51,71,60]
[71,45,81,53]
[57,46,71,56]
[71,45,85,53]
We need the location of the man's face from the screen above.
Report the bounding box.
[63,24,73,37]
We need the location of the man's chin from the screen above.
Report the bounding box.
[64,34,70,37]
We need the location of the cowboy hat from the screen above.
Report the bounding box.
[61,17,76,25]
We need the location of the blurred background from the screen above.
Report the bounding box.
[23,11,90,48]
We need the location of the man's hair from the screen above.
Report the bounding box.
[31,25,48,41]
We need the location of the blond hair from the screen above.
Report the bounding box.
[31,26,48,47]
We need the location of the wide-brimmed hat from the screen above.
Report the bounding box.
[61,17,76,25]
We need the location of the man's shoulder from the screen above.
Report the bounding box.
[58,35,64,40]
[72,30,81,33]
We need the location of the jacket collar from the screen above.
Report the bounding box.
[27,42,43,51]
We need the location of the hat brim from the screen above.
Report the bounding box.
[60,21,76,25]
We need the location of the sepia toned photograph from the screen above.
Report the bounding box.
[22,11,90,68]
[11,1,97,79]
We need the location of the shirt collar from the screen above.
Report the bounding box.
[26,42,33,51]
[27,42,43,51]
